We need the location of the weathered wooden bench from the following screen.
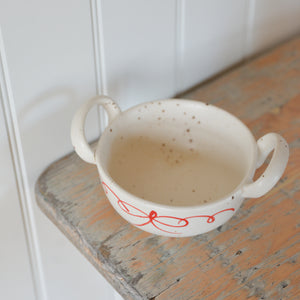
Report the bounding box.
[36,36,300,300]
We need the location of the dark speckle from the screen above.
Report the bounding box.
[192,116,195,119]
[186,129,190,132]
[241,277,247,284]
[217,225,223,232]
[189,139,193,143]
[99,244,112,260]
[280,281,289,289]
[280,177,287,183]
[138,117,141,120]
[235,250,242,255]
[162,110,165,113]
[232,196,234,199]
[130,272,143,285]
[109,128,112,132]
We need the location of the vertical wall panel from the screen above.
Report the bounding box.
[101,0,176,110]
[0,105,35,300]
[0,0,116,299]
[0,25,47,300]
[249,0,300,54]
[178,0,248,93]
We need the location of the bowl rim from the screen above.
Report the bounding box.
[96,98,257,211]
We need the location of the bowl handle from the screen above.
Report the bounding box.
[241,133,289,198]
[71,95,121,164]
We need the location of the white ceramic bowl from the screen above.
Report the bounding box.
[71,96,289,237]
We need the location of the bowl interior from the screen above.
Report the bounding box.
[98,100,255,207]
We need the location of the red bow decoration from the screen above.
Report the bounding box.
[102,182,234,234]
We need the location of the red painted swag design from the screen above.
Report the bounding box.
[102,182,234,234]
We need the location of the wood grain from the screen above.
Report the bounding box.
[36,36,300,300]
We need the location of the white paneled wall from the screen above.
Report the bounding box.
[250,0,300,54]
[0,0,299,299]
[102,0,177,109]
[180,0,249,92]
[0,89,35,299]
[0,0,114,299]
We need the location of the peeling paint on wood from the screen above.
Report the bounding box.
[36,36,300,300]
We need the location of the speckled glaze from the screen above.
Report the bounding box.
[71,96,289,237]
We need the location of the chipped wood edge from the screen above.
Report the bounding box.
[35,159,144,300]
